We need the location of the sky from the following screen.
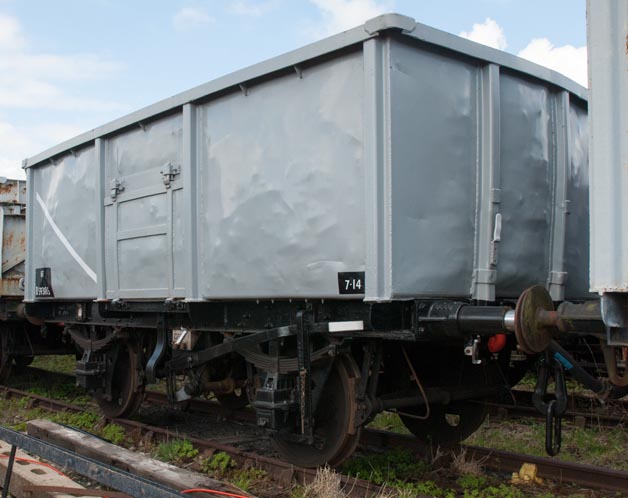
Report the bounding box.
[0,0,587,180]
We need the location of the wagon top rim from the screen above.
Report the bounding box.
[23,13,588,170]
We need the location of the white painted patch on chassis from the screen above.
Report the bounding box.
[328,320,364,332]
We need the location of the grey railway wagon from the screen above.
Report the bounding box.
[24,14,589,303]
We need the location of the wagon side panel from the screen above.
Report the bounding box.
[565,103,593,299]
[495,73,552,297]
[388,39,478,298]
[29,147,98,299]
[197,51,366,299]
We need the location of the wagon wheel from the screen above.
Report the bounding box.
[0,331,12,384]
[399,400,488,448]
[272,355,360,468]
[97,339,144,419]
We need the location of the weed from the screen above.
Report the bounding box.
[410,480,455,498]
[458,474,487,490]
[456,475,525,498]
[231,467,266,492]
[101,423,126,445]
[368,412,411,435]
[341,449,429,485]
[156,439,199,463]
[201,451,235,474]
[290,485,305,498]
[50,410,100,431]
[9,421,27,432]
[16,397,32,410]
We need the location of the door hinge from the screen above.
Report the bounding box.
[110,178,125,202]
[160,162,180,188]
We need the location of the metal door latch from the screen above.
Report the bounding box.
[464,336,482,365]
[160,162,180,188]
[109,178,125,201]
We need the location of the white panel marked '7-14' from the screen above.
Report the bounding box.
[36,193,97,283]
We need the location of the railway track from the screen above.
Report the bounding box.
[487,389,628,428]
[21,366,628,427]
[3,384,628,494]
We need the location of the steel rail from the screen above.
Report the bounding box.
[4,385,628,493]
[485,389,628,428]
[17,367,628,427]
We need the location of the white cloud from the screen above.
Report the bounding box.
[0,81,124,111]
[0,12,126,179]
[459,17,507,50]
[0,13,122,112]
[0,120,86,179]
[0,53,119,81]
[308,0,392,38]
[230,0,279,17]
[0,159,24,181]
[173,7,214,31]
[518,38,587,87]
[459,17,587,87]
[0,13,24,52]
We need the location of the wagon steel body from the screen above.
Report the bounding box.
[24,14,589,305]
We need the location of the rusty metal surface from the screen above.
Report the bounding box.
[0,179,25,205]
[0,277,22,297]
[0,178,25,298]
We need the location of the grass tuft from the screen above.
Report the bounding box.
[156,438,199,464]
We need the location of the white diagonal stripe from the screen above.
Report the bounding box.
[36,192,97,283]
